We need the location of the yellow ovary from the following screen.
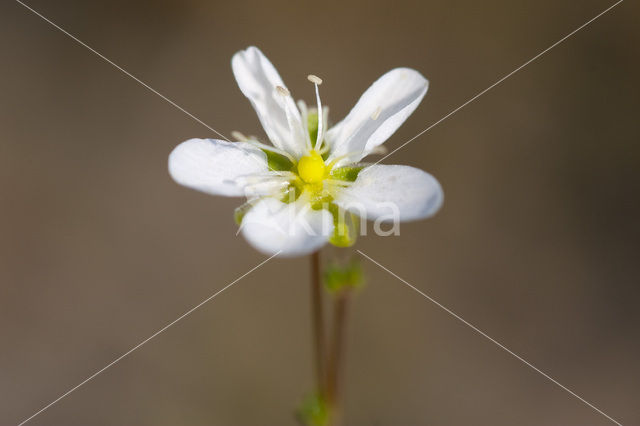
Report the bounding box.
[297,150,326,184]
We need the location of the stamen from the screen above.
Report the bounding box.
[234,172,296,198]
[324,179,354,187]
[231,131,248,141]
[275,86,307,152]
[242,180,292,198]
[368,145,388,155]
[371,107,382,121]
[297,99,313,150]
[328,145,387,168]
[308,74,324,150]
[275,86,290,97]
[244,139,297,164]
[307,74,323,85]
[238,177,289,187]
[243,179,291,189]
[241,171,297,181]
[317,143,331,155]
[319,106,330,152]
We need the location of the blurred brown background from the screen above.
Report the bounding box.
[1,0,638,424]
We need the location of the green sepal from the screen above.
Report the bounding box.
[328,203,359,247]
[279,184,302,204]
[233,201,254,225]
[330,166,363,182]
[262,149,294,171]
[324,258,364,293]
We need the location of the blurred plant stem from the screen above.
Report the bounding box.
[326,289,350,426]
[301,253,360,426]
[310,251,327,398]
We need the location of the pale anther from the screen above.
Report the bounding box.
[369,145,388,155]
[371,107,382,121]
[307,74,323,85]
[231,131,247,141]
[276,86,290,96]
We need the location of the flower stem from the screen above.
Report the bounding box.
[310,251,326,398]
[326,291,350,426]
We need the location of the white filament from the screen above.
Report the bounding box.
[308,75,324,151]
[276,86,306,157]
[297,99,313,150]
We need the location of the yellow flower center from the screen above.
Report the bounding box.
[297,150,326,183]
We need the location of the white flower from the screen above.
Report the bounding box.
[169,46,443,257]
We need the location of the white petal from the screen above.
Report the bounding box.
[326,68,428,164]
[232,47,307,158]
[335,164,443,222]
[240,198,334,257]
[169,138,268,197]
